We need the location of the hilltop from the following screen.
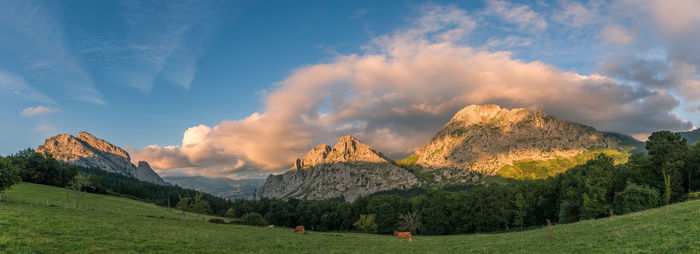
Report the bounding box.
[254,135,418,201]
[406,104,639,181]
[1,182,698,253]
[37,132,167,185]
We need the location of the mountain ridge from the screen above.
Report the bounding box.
[256,104,642,199]
[37,132,167,185]
[254,135,419,201]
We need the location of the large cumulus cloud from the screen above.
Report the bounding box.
[130,4,694,178]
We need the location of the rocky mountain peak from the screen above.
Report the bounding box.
[37,132,166,185]
[412,104,626,177]
[76,131,130,161]
[293,135,389,170]
[257,134,419,201]
[448,104,532,127]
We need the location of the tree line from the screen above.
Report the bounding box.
[1,131,699,235]
[228,131,700,235]
[0,148,232,216]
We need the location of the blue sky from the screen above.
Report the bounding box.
[1,0,699,178]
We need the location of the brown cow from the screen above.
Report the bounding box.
[294,225,305,234]
[393,231,412,242]
[268,225,275,228]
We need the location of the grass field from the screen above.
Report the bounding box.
[1,182,699,253]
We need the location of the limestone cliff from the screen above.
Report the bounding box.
[255,135,419,201]
[410,104,635,179]
[37,132,167,185]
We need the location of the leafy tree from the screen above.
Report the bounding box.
[69,172,93,208]
[241,212,267,226]
[353,214,377,233]
[0,156,21,196]
[613,182,660,214]
[684,142,700,192]
[514,192,528,228]
[646,131,688,204]
[398,211,421,233]
[368,195,409,234]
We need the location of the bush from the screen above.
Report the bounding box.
[614,182,660,215]
[688,192,700,200]
[208,218,226,224]
[353,214,377,233]
[241,212,267,226]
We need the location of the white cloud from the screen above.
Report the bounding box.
[484,0,547,31]
[130,5,692,178]
[20,106,59,117]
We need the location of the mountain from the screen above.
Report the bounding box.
[37,132,167,185]
[164,176,265,200]
[680,129,700,144]
[402,104,641,181]
[254,135,419,201]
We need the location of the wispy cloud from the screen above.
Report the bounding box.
[33,122,57,135]
[75,0,221,92]
[0,0,105,105]
[484,0,547,32]
[20,106,59,117]
[0,69,55,104]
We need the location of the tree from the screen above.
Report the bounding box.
[514,192,528,228]
[0,157,21,199]
[69,172,93,208]
[613,182,660,214]
[353,214,377,233]
[646,131,688,205]
[241,212,267,226]
[398,212,421,234]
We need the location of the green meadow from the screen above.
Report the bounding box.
[1,182,699,253]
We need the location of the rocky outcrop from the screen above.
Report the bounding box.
[410,104,632,178]
[37,132,167,185]
[255,135,419,201]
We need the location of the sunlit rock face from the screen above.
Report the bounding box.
[38,132,167,185]
[255,135,419,201]
[412,104,627,177]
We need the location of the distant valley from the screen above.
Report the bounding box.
[164,176,265,200]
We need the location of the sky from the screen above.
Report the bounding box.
[1,0,699,179]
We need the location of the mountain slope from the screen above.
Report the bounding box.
[164,176,265,200]
[681,129,700,144]
[404,104,640,181]
[3,182,699,253]
[254,135,419,201]
[37,132,167,185]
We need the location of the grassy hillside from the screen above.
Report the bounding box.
[497,148,631,180]
[2,182,699,253]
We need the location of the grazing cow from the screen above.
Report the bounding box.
[393,231,412,242]
[294,225,306,234]
[268,225,275,228]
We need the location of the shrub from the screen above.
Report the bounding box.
[614,182,660,215]
[241,212,267,226]
[353,214,377,233]
[688,192,700,200]
[208,218,226,224]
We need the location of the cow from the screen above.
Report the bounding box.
[294,225,306,234]
[268,225,275,228]
[393,231,412,242]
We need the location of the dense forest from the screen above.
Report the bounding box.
[1,131,699,235]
